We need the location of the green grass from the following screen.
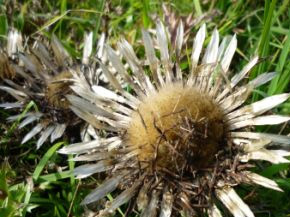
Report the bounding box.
[0,0,290,216]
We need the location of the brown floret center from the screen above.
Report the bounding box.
[126,83,226,172]
[45,71,72,109]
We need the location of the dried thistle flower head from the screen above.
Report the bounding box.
[59,21,290,217]
[0,30,105,148]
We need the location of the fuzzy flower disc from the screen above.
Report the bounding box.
[127,83,226,170]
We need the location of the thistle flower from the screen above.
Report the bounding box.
[59,22,290,217]
[0,31,105,148]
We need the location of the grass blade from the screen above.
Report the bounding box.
[268,27,290,94]
[32,142,65,181]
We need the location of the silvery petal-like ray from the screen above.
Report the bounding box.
[71,152,111,161]
[65,137,119,155]
[117,39,139,71]
[0,102,23,109]
[230,115,290,130]
[7,29,23,57]
[216,186,254,217]
[243,171,283,192]
[82,32,93,65]
[71,85,133,116]
[106,45,144,96]
[21,123,44,144]
[0,86,27,101]
[103,177,143,215]
[92,85,131,105]
[81,175,123,205]
[50,124,66,143]
[271,150,290,156]
[220,86,251,113]
[217,36,229,61]
[159,189,173,217]
[137,181,151,211]
[202,28,219,64]
[79,127,91,143]
[51,34,71,66]
[18,54,43,79]
[156,20,172,83]
[80,85,139,114]
[221,34,237,72]
[191,24,206,70]
[231,132,290,145]
[117,39,150,91]
[70,106,118,132]
[97,60,123,91]
[207,204,223,217]
[32,41,58,74]
[156,21,170,62]
[142,29,164,86]
[226,187,255,217]
[227,93,290,120]
[140,190,159,217]
[239,148,290,164]
[58,139,101,155]
[216,188,244,217]
[175,21,184,80]
[7,113,28,122]
[80,124,98,142]
[74,161,114,179]
[119,149,139,162]
[97,116,129,129]
[18,113,42,129]
[220,72,277,109]
[227,114,254,126]
[97,60,140,106]
[67,94,116,119]
[175,21,184,57]
[96,32,106,59]
[142,29,158,65]
[36,125,55,149]
[249,72,277,87]
[70,84,103,104]
[231,56,259,87]
[4,79,34,96]
[242,139,271,152]
[12,64,37,86]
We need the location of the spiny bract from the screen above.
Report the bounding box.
[59,21,290,217]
